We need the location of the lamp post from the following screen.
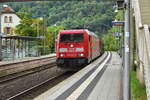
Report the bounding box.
[36,17,43,56]
[0,11,2,60]
[54,24,56,53]
[40,16,46,55]
[43,16,46,55]
[37,17,43,37]
[124,0,130,99]
[115,0,130,99]
[37,20,39,38]
[114,7,119,50]
[116,0,131,99]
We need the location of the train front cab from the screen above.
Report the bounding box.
[56,30,89,71]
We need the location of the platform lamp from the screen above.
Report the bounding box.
[54,24,57,53]
[37,17,43,37]
[116,0,124,10]
[115,0,125,58]
[36,17,43,56]
[42,16,46,55]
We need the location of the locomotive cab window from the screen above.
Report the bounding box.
[60,33,84,43]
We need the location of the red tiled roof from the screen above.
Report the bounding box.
[1,6,15,13]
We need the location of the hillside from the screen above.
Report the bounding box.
[1,1,116,36]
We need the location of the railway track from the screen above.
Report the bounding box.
[6,72,75,100]
[0,55,55,68]
[0,56,56,80]
[0,56,58,99]
[5,53,109,100]
[0,59,62,100]
[0,62,56,83]
[0,53,109,100]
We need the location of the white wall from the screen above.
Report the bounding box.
[1,13,21,35]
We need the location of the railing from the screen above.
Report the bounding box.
[133,0,150,99]
[143,25,150,100]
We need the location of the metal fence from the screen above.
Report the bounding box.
[133,0,150,99]
[0,36,53,61]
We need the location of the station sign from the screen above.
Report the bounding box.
[112,33,115,36]
[39,36,44,39]
[112,32,121,37]
[115,37,120,40]
[112,21,124,26]
[115,32,121,37]
[0,33,4,36]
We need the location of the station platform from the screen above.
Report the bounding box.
[34,52,123,100]
[0,53,56,66]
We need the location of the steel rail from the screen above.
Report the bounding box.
[0,62,56,83]
[6,71,65,100]
[0,56,56,77]
[0,56,56,68]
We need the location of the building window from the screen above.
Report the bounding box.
[9,16,12,23]
[6,27,10,34]
[4,16,8,23]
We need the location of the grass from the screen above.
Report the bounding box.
[131,70,147,100]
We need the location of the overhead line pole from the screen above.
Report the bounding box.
[0,5,2,61]
[123,0,130,100]
[122,8,125,67]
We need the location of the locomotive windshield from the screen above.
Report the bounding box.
[60,33,84,43]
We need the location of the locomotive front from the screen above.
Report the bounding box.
[56,30,88,71]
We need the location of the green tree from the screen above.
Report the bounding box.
[102,27,119,51]
[46,25,65,52]
[10,1,115,37]
[15,12,35,36]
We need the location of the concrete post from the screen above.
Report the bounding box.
[123,0,131,99]
[25,39,26,57]
[130,8,135,70]
[18,39,20,58]
[22,39,23,58]
[6,39,7,59]
[136,29,145,84]
[12,39,16,61]
[122,9,125,67]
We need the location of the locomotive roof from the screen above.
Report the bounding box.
[60,29,98,38]
[88,31,98,38]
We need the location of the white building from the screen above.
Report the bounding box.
[0,5,21,36]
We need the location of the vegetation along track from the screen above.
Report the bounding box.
[0,56,56,83]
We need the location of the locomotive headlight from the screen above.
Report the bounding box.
[76,47,84,52]
[60,54,65,57]
[78,53,84,57]
[59,48,67,52]
[80,53,84,56]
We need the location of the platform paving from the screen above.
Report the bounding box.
[34,52,122,100]
[87,52,122,100]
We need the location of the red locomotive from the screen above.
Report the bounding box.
[56,29,104,71]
